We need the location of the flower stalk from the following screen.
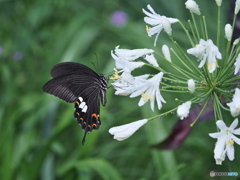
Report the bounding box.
[190,96,211,127]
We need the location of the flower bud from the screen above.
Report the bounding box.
[162,45,172,62]
[224,24,232,41]
[109,119,148,141]
[188,79,196,93]
[185,0,201,15]
[235,0,240,14]
[215,0,222,6]
[177,101,192,120]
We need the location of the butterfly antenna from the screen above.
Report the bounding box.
[91,53,100,74]
[82,131,87,145]
[90,62,97,73]
[95,53,100,73]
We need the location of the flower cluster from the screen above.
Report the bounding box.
[111,46,165,111]
[108,0,240,165]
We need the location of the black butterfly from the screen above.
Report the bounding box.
[42,62,108,144]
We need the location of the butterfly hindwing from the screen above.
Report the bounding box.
[74,96,101,144]
[42,62,108,144]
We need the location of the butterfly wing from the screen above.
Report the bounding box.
[50,62,99,78]
[42,62,108,144]
[43,74,100,103]
[74,89,102,144]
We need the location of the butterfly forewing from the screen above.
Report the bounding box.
[43,62,108,144]
[50,62,99,78]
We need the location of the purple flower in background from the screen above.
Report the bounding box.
[13,51,23,61]
[110,10,128,27]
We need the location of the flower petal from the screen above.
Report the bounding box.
[227,88,240,117]
[231,134,240,145]
[229,118,239,130]
[232,128,240,135]
[115,47,154,61]
[143,53,159,67]
[226,144,235,161]
[214,136,226,159]
[209,132,222,139]
[216,120,227,131]
[234,54,240,75]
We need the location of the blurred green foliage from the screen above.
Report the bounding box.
[0,0,239,180]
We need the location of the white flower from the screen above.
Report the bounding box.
[161,16,172,36]
[177,101,191,120]
[209,119,240,165]
[142,4,179,46]
[185,0,201,15]
[188,79,195,93]
[224,24,232,41]
[143,53,159,67]
[112,68,165,108]
[227,88,240,117]
[111,71,135,96]
[187,39,222,73]
[109,119,148,141]
[130,72,166,111]
[162,45,171,62]
[235,0,240,14]
[114,46,154,61]
[111,46,145,72]
[215,0,222,6]
[234,54,240,75]
[112,72,149,96]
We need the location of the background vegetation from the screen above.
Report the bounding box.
[0,0,239,179]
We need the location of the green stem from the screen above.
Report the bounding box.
[200,16,206,39]
[172,41,204,78]
[188,20,198,43]
[148,92,209,122]
[213,92,223,120]
[203,16,208,40]
[178,21,195,47]
[191,12,200,40]
[170,49,203,80]
[148,107,178,121]
[216,6,221,46]
[190,96,211,127]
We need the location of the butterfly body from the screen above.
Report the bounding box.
[43,62,108,144]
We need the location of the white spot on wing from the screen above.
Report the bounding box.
[79,101,86,109]
[82,105,88,113]
[78,97,83,102]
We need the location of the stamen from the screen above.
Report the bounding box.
[110,68,121,80]
[141,91,154,102]
[146,25,152,33]
[226,139,234,146]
